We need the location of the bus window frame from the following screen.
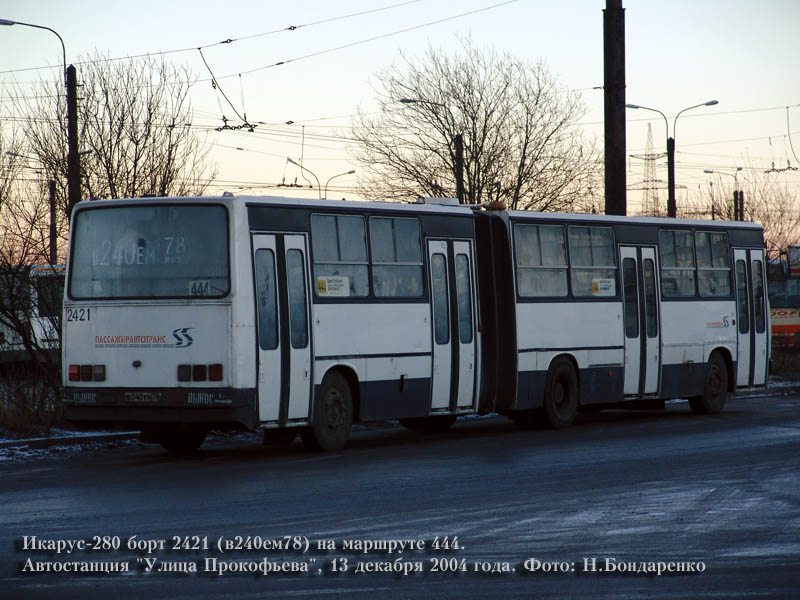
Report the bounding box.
[66,202,232,302]
[511,219,621,302]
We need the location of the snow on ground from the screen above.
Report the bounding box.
[0,437,143,463]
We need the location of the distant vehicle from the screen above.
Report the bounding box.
[770,308,800,346]
[0,264,64,366]
[766,255,800,346]
[61,196,769,453]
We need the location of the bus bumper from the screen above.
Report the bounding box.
[62,387,257,430]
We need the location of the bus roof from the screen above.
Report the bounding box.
[74,195,764,231]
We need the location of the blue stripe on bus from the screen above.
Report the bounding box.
[315,352,431,361]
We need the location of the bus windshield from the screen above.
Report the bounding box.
[69,204,229,299]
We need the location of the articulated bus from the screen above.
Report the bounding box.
[62,196,769,452]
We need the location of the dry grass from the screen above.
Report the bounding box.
[0,364,63,436]
[771,345,800,376]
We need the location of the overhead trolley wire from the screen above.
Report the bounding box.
[0,0,425,77]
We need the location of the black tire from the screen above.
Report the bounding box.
[156,426,208,454]
[541,357,579,429]
[302,371,353,451]
[399,414,457,431]
[689,353,728,414]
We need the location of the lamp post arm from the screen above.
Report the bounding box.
[287,158,321,199]
[626,104,669,136]
[323,170,355,200]
[0,19,66,82]
[673,100,718,142]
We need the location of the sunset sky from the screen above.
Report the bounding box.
[2,0,799,212]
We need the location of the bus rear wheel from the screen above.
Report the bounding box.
[399,414,457,431]
[302,372,352,451]
[541,357,579,429]
[690,353,728,414]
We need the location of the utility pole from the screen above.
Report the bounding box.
[739,190,745,221]
[49,180,57,264]
[454,133,465,204]
[666,137,676,217]
[603,0,626,215]
[66,64,80,218]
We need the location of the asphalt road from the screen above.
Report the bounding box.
[1,391,799,599]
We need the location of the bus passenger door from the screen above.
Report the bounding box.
[427,239,478,412]
[750,252,768,386]
[453,241,478,410]
[252,234,312,424]
[428,241,452,411]
[621,246,661,396]
[283,235,313,420]
[734,248,768,387]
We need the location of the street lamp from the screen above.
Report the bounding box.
[287,158,321,199]
[323,170,355,200]
[399,97,465,204]
[0,19,65,79]
[626,99,718,217]
[1,18,80,216]
[704,167,743,221]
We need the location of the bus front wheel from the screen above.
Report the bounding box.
[302,372,353,451]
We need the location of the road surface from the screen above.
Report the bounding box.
[1,391,799,599]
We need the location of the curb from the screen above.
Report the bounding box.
[0,431,140,450]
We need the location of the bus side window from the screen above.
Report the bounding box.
[696,231,731,297]
[752,260,765,334]
[736,260,749,334]
[568,226,616,297]
[455,254,473,344]
[514,224,567,297]
[254,249,278,350]
[311,214,369,297]
[369,217,423,298]
[286,249,309,349]
[642,258,657,337]
[659,230,696,297]
[622,258,639,338]
[431,253,449,345]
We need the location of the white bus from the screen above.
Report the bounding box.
[61,196,769,452]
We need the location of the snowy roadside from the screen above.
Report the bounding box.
[0,432,143,463]
[0,428,140,448]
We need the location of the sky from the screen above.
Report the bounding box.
[1,0,799,212]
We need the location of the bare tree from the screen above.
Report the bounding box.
[1,55,218,431]
[681,167,800,259]
[18,52,217,210]
[745,176,800,259]
[350,37,601,211]
[0,124,63,429]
